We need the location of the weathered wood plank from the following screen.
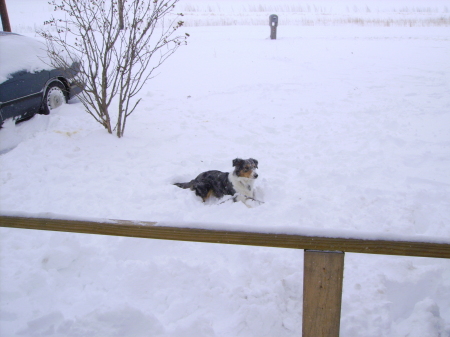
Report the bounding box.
[302,250,345,337]
[1,215,450,259]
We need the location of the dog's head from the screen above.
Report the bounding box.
[232,158,258,179]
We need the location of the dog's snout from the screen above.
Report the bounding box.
[254,173,258,179]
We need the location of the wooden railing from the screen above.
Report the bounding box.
[1,215,449,337]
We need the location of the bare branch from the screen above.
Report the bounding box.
[38,0,188,138]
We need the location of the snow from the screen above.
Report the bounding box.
[0,34,51,84]
[1,0,450,336]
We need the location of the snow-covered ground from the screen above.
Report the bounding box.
[1,1,450,336]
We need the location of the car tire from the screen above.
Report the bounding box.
[42,81,68,115]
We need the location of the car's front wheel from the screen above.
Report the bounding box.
[42,81,68,115]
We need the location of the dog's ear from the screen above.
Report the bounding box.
[249,158,258,168]
[233,158,243,167]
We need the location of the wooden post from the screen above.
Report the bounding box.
[302,250,345,337]
[0,0,12,32]
[269,14,278,39]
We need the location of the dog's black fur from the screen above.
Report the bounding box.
[174,158,258,202]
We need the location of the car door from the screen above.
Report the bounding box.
[0,69,50,122]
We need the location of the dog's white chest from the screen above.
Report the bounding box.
[229,174,254,198]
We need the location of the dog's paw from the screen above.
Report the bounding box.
[233,194,264,208]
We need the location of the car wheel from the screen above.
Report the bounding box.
[42,81,68,115]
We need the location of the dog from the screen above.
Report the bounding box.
[174,158,259,205]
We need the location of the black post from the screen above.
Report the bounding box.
[0,0,11,32]
[269,14,278,40]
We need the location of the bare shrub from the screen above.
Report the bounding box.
[39,0,188,138]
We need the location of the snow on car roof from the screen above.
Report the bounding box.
[0,33,52,84]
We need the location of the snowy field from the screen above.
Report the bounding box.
[1,0,450,336]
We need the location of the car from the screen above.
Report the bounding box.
[0,31,82,125]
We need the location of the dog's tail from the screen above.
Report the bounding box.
[174,181,194,190]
